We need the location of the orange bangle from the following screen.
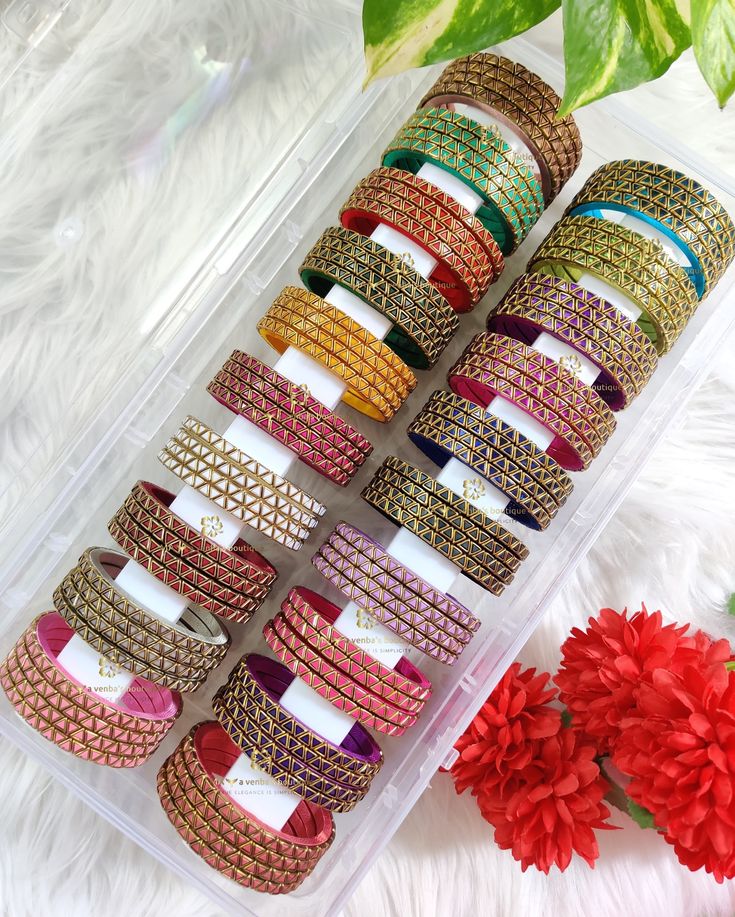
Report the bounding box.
[257,286,417,422]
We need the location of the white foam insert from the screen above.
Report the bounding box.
[437,456,511,519]
[416,162,484,214]
[115,558,188,624]
[274,346,346,411]
[325,283,393,340]
[451,101,542,182]
[334,600,413,669]
[279,674,357,745]
[169,484,243,548]
[220,751,302,831]
[369,222,438,277]
[57,633,135,703]
[385,527,460,595]
[222,413,296,478]
[532,331,600,386]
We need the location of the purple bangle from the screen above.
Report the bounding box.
[312,522,480,665]
[212,654,382,812]
[207,351,373,487]
[448,332,616,471]
[488,274,658,411]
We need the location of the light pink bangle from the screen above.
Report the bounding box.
[448,332,616,471]
[0,612,181,767]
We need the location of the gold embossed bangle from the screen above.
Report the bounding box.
[158,415,325,550]
[489,273,659,410]
[340,167,504,313]
[382,107,544,253]
[567,160,735,296]
[52,548,230,692]
[361,456,528,594]
[420,53,582,203]
[157,722,334,894]
[527,214,698,354]
[257,286,417,421]
[407,389,573,531]
[299,226,458,369]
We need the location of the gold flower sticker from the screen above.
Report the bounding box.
[559,353,583,378]
[356,607,377,630]
[463,478,486,501]
[98,657,123,679]
[201,514,224,538]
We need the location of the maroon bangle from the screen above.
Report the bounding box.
[157,721,334,894]
[108,481,277,623]
[448,332,616,471]
[340,166,503,313]
[312,522,479,665]
[207,351,373,487]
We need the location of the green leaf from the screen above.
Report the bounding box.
[362,0,561,85]
[692,0,735,106]
[729,592,735,616]
[559,0,692,115]
[627,797,657,829]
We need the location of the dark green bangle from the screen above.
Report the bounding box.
[299,226,458,369]
[382,107,544,254]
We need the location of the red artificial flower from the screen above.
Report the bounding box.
[612,662,735,882]
[451,662,561,797]
[480,728,615,873]
[554,606,690,754]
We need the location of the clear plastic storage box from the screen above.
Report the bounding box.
[1,2,734,915]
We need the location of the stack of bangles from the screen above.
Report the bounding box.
[3,50,734,897]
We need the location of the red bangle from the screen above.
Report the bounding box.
[108,481,278,623]
[157,721,334,894]
[0,612,181,767]
[207,350,372,486]
[340,166,503,313]
[448,333,616,471]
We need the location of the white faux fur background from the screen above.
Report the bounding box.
[2,2,735,916]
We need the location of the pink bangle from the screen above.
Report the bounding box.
[0,612,181,767]
[280,587,431,711]
[448,332,616,471]
[207,351,373,486]
[312,521,479,665]
[157,721,334,894]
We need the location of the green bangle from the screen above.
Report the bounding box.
[299,226,458,370]
[382,107,544,254]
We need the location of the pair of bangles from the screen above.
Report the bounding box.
[2,50,734,896]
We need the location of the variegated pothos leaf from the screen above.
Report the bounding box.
[691,0,735,106]
[362,0,561,85]
[559,0,692,114]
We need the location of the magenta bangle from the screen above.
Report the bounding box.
[0,612,181,767]
[448,332,616,471]
[312,522,479,665]
[207,351,372,486]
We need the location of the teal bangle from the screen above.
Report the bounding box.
[382,107,544,254]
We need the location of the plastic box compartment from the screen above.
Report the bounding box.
[1,3,734,916]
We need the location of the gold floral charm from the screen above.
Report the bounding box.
[200,514,224,538]
[356,606,377,630]
[559,353,583,377]
[400,251,416,270]
[463,478,486,501]
[98,656,123,679]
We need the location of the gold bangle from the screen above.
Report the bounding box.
[420,53,582,203]
[52,548,230,692]
[527,214,698,354]
[257,286,416,421]
[158,415,325,550]
[567,159,735,296]
[361,456,528,594]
